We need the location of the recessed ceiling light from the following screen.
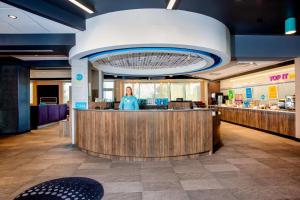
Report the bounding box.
[68,0,94,14]
[187,54,191,61]
[167,0,177,10]
[8,14,17,19]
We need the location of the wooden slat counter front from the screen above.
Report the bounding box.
[75,109,215,160]
[219,106,295,137]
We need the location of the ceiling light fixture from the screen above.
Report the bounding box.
[8,14,17,19]
[187,54,191,61]
[0,50,53,52]
[285,17,296,35]
[167,0,177,10]
[68,0,94,14]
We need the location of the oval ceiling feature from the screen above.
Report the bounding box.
[69,9,231,76]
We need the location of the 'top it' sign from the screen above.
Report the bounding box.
[269,72,295,82]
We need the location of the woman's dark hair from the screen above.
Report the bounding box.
[126,86,133,96]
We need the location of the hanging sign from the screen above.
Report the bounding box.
[245,87,253,99]
[228,89,234,100]
[268,85,278,99]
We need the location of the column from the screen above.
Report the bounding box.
[71,58,89,144]
[91,69,99,101]
[98,70,104,99]
[295,57,300,139]
[0,59,30,134]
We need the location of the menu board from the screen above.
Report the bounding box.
[228,89,234,100]
[268,85,278,99]
[245,87,253,99]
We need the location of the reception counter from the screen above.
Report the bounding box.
[75,109,219,160]
[218,106,295,137]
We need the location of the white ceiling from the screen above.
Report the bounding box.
[0,1,78,33]
[193,60,284,80]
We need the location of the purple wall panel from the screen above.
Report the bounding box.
[38,106,48,125]
[47,105,59,122]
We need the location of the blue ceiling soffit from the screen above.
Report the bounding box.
[0,34,75,46]
[25,60,70,69]
[0,34,75,55]
[1,0,86,30]
[232,35,300,60]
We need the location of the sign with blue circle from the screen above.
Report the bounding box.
[76,73,83,81]
[260,94,266,100]
[245,87,253,99]
[75,102,87,109]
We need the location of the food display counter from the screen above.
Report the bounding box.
[75,108,220,160]
[218,106,295,137]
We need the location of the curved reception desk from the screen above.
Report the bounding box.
[75,109,219,160]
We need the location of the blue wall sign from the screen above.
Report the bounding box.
[245,87,253,99]
[75,102,87,109]
[76,73,83,81]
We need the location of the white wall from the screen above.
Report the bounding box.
[30,69,71,79]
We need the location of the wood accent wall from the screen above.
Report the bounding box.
[76,109,213,160]
[219,107,295,137]
[168,101,192,109]
[88,102,112,109]
[207,81,220,105]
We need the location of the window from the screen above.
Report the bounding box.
[123,81,201,101]
[30,81,33,104]
[139,83,155,99]
[170,83,185,100]
[103,80,114,101]
[63,82,71,103]
[103,81,114,89]
[154,83,170,99]
[185,83,200,101]
[103,91,113,101]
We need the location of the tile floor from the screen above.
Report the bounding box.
[0,122,299,200]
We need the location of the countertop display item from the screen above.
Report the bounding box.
[278,99,286,109]
[285,95,295,110]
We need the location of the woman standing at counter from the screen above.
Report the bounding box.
[119,86,139,110]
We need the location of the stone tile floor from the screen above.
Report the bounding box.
[0,122,299,200]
